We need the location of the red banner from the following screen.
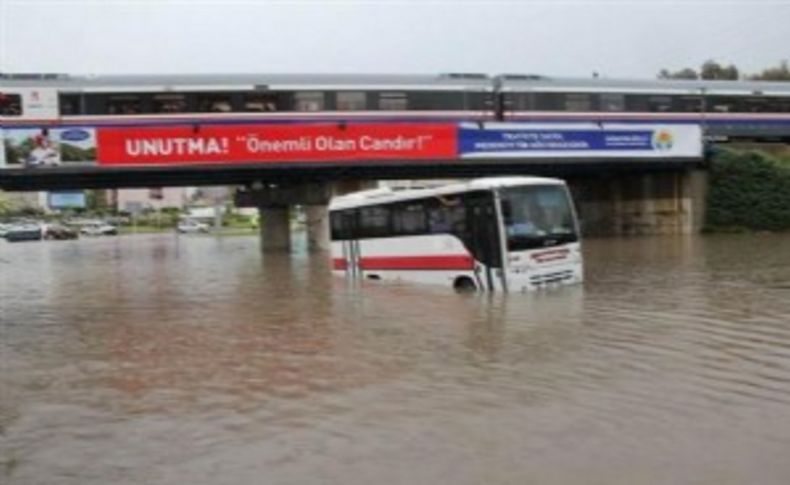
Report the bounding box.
[96,123,457,166]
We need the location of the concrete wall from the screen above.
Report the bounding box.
[568,169,708,237]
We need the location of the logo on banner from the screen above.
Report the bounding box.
[652,130,674,151]
[60,129,91,142]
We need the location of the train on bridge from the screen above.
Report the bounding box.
[2,72,789,139]
[0,72,784,189]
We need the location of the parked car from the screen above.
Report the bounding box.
[0,223,10,238]
[4,223,43,242]
[44,223,79,240]
[177,219,210,234]
[80,222,118,236]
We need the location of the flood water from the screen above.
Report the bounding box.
[2,232,790,484]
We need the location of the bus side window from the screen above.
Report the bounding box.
[428,203,465,235]
[330,212,346,240]
[393,202,427,235]
[330,210,358,240]
[359,206,390,238]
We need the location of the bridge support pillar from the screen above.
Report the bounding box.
[687,169,709,233]
[259,206,291,252]
[569,168,708,237]
[305,205,330,252]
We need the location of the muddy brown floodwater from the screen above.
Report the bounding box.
[2,232,790,484]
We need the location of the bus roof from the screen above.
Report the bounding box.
[329,176,566,210]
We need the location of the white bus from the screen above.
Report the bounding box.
[329,177,583,292]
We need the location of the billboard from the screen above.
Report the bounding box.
[1,121,702,169]
[48,191,87,209]
[2,127,97,168]
[96,123,457,165]
[458,123,702,159]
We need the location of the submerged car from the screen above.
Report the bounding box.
[80,223,118,236]
[44,224,79,240]
[177,219,210,234]
[3,224,43,242]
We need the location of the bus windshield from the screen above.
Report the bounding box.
[500,185,578,251]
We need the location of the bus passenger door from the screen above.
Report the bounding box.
[466,195,502,291]
[332,209,360,277]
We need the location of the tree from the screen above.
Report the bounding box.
[700,60,739,80]
[658,67,699,80]
[751,60,790,81]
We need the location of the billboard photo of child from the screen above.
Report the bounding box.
[28,128,60,167]
[2,127,97,168]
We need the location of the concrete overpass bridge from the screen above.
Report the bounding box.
[1,122,708,251]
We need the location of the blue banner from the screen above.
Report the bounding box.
[459,128,662,154]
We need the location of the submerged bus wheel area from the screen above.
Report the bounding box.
[453,277,478,293]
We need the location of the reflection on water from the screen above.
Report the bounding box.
[2,233,790,484]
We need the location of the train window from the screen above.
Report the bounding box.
[599,93,625,112]
[336,91,367,111]
[771,98,790,113]
[408,91,466,110]
[465,92,493,111]
[533,92,564,111]
[564,93,593,111]
[196,93,234,112]
[59,94,82,115]
[243,92,278,112]
[107,95,143,115]
[708,96,740,113]
[505,92,533,111]
[378,92,408,110]
[740,97,772,113]
[675,96,703,112]
[647,96,673,112]
[152,94,187,113]
[0,93,23,116]
[624,95,647,112]
[293,91,325,111]
[624,95,674,112]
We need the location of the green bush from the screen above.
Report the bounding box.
[706,149,790,231]
[127,211,180,228]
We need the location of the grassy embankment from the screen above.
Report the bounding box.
[705,148,790,232]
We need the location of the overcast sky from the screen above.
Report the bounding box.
[1,0,788,80]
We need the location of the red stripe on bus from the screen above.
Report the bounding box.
[333,255,474,271]
[362,254,474,270]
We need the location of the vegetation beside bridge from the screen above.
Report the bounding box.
[706,148,790,232]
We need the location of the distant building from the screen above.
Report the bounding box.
[0,190,47,212]
[114,187,194,213]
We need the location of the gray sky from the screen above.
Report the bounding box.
[1,0,789,79]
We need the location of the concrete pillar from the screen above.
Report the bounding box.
[305,205,330,252]
[260,206,291,252]
[611,175,624,236]
[687,169,709,234]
